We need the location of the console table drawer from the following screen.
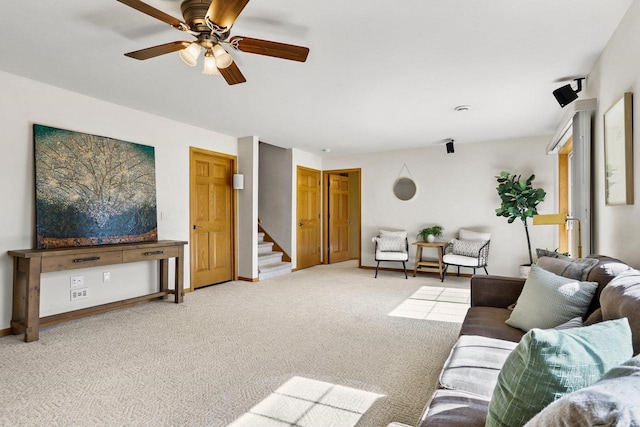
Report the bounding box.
[41,251,123,272]
[123,246,181,263]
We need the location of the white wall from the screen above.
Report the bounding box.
[238,136,259,280]
[0,71,237,328]
[259,143,293,254]
[584,0,640,267]
[323,136,557,277]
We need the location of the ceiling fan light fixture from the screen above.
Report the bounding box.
[212,44,233,69]
[202,50,220,75]
[179,41,202,66]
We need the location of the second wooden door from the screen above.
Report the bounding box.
[328,174,350,263]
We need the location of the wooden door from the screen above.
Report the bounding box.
[328,174,350,263]
[297,166,321,269]
[190,148,234,288]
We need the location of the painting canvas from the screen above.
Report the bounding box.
[34,124,158,249]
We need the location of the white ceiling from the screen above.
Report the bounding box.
[0,0,633,155]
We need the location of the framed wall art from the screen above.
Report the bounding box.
[603,92,634,205]
[34,124,158,249]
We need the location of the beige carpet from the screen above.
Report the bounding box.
[0,261,469,427]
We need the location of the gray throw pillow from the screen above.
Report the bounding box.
[536,256,599,281]
[600,269,640,355]
[505,265,598,331]
[535,248,569,260]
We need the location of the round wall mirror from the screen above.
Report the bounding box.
[393,177,417,201]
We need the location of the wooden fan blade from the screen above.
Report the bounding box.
[205,0,249,32]
[219,62,247,85]
[229,36,309,62]
[117,0,189,30]
[125,41,190,60]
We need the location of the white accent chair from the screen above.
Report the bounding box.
[442,229,491,282]
[373,230,409,279]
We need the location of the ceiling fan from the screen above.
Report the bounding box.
[117,0,310,85]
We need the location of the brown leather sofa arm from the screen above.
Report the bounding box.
[471,275,526,308]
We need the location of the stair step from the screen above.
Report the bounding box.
[258,251,283,267]
[259,261,292,280]
[258,241,274,254]
[258,232,265,244]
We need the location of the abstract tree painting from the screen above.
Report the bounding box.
[34,124,158,249]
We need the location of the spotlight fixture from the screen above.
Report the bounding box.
[553,78,585,108]
[445,139,455,154]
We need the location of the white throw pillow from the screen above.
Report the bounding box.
[380,230,407,240]
[375,237,405,252]
[554,316,584,330]
[451,239,486,257]
[505,265,598,331]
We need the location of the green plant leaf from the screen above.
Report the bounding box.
[495,171,546,264]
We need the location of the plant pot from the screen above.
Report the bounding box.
[427,234,435,243]
[519,264,532,278]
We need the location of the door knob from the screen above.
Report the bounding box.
[298,222,303,226]
[193,225,202,230]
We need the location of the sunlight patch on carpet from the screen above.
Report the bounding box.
[389,286,470,322]
[227,376,384,427]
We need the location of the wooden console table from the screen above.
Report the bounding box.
[412,241,446,280]
[8,240,187,342]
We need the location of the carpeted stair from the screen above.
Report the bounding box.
[258,231,291,280]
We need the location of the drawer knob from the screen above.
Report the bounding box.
[143,251,164,256]
[73,256,101,263]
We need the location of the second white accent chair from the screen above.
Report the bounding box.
[442,229,491,281]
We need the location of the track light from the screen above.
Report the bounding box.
[553,78,585,108]
[446,139,455,154]
[179,42,202,66]
[202,50,220,75]
[212,44,233,69]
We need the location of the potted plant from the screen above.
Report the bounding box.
[495,171,546,271]
[417,225,444,243]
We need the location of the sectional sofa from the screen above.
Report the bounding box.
[390,254,640,427]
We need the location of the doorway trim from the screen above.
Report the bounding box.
[188,146,238,292]
[558,138,573,253]
[322,168,362,266]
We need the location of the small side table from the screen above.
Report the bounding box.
[412,241,446,280]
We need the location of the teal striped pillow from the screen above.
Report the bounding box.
[486,318,633,427]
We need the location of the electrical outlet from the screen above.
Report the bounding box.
[70,275,84,288]
[103,272,111,282]
[70,287,89,301]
